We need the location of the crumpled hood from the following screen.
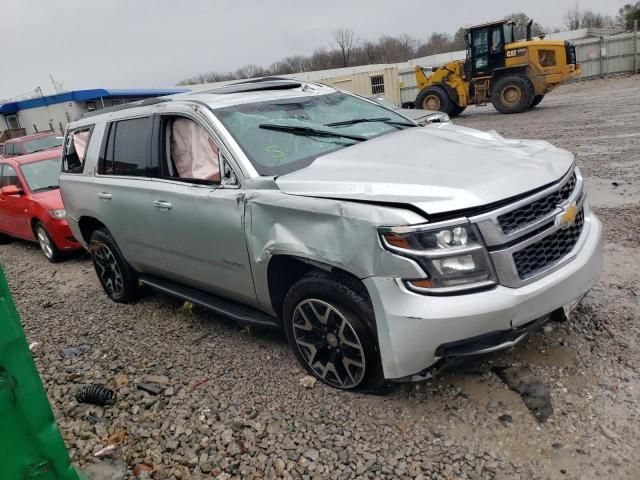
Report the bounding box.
[275,124,574,215]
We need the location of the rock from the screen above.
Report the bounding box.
[303,449,319,461]
[165,439,179,451]
[599,425,619,440]
[299,376,317,389]
[60,344,90,359]
[498,414,513,425]
[493,367,554,422]
[83,459,126,480]
[132,463,154,478]
[275,457,286,475]
[221,429,233,446]
[113,374,129,387]
[142,374,170,385]
[227,441,241,456]
[137,383,164,395]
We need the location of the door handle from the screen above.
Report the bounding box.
[97,192,112,200]
[153,200,172,210]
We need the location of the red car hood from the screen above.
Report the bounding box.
[30,188,64,209]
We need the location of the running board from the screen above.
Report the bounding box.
[139,275,280,328]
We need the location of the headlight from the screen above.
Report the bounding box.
[49,209,66,219]
[379,220,495,294]
[421,113,451,125]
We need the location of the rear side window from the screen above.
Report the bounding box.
[100,117,151,177]
[62,127,93,174]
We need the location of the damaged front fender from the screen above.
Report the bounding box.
[244,190,427,313]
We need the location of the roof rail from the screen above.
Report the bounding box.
[78,97,172,120]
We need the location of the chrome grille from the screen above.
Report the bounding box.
[497,173,577,234]
[513,209,584,279]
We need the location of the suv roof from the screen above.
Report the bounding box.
[76,80,337,123]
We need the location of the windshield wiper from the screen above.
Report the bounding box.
[33,185,59,192]
[259,124,367,142]
[325,117,415,128]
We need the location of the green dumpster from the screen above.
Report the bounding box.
[0,266,85,480]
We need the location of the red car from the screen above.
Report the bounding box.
[1,132,63,158]
[0,147,82,262]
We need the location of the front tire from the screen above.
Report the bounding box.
[89,228,139,303]
[0,232,13,245]
[491,75,534,114]
[283,271,391,393]
[415,86,452,115]
[449,103,466,117]
[529,94,545,108]
[35,222,64,263]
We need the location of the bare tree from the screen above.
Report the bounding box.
[506,12,545,39]
[564,4,615,30]
[333,27,357,67]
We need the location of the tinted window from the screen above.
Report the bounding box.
[99,123,116,175]
[62,128,93,174]
[1,165,21,188]
[111,117,151,177]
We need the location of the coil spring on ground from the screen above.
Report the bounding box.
[75,384,117,406]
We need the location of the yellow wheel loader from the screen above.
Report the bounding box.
[415,20,581,116]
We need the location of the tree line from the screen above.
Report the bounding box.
[177,4,640,86]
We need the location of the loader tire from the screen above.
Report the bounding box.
[449,103,467,117]
[529,94,545,108]
[416,86,451,115]
[491,75,534,114]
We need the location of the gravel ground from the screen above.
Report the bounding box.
[1,75,639,480]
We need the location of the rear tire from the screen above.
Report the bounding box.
[415,86,452,115]
[35,222,64,263]
[491,75,534,114]
[529,94,545,108]
[89,228,139,303]
[283,271,393,394]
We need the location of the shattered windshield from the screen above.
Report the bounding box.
[214,92,413,176]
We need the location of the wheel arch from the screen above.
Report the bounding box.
[266,254,371,320]
[77,216,108,244]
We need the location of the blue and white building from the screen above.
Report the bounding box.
[0,88,187,139]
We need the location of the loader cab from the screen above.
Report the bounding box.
[466,20,514,77]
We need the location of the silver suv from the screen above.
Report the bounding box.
[60,79,602,393]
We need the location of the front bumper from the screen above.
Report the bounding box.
[364,212,602,380]
[45,218,82,251]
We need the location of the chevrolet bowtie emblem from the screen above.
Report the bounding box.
[556,202,578,228]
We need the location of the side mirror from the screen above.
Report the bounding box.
[1,185,22,195]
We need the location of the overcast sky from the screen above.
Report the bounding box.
[1,0,625,99]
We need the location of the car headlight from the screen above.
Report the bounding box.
[379,220,496,294]
[49,209,66,219]
[421,113,451,125]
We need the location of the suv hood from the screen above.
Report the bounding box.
[275,124,573,215]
